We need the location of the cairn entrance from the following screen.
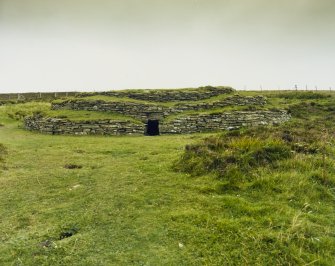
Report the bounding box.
[145,120,160,136]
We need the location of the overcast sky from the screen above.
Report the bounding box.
[0,0,334,92]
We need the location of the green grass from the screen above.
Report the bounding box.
[0,91,335,265]
[0,102,142,124]
[1,102,51,120]
[0,143,6,169]
[172,98,335,265]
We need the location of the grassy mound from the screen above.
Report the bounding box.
[2,102,50,120]
[172,104,335,264]
[175,131,292,179]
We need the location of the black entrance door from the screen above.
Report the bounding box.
[146,120,159,136]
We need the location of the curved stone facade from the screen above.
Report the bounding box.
[51,95,267,121]
[78,86,234,102]
[24,87,290,136]
[160,110,290,134]
[24,116,144,135]
[24,110,290,136]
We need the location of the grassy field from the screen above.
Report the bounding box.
[0,90,335,265]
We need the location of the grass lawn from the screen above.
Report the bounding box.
[0,91,335,265]
[0,116,211,265]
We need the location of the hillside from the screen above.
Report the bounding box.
[0,89,334,265]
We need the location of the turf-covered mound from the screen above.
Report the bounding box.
[176,132,291,178]
[77,86,235,102]
[175,124,335,185]
[173,125,335,264]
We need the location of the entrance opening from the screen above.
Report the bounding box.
[146,120,160,136]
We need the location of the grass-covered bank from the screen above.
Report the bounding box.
[0,91,335,265]
[172,100,335,265]
[173,128,335,264]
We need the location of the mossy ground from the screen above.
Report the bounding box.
[0,90,335,265]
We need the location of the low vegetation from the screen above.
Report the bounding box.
[0,143,6,166]
[268,91,331,100]
[2,102,50,120]
[0,90,334,265]
[0,102,142,124]
[173,99,335,265]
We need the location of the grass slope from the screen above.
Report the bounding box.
[1,102,142,123]
[0,91,334,265]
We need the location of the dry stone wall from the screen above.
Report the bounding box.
[51,100,168,121]
[23,87,290,136]
[51,95,267,121]
[24,116,144,135]
[172,95,267,112]
[78,86,234,102]
[160,110,290,134]
[24,110,290,136]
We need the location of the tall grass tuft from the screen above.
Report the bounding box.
[0,143,7,168]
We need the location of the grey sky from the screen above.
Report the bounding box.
[0,0,334,92]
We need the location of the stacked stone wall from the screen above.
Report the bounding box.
[51,95,267,121]
[78,86,234,102]
[24,110,290,136]
[160,110,290,134]
[172,95,266,112]
[51,100,167,121]
[24,116,144,135]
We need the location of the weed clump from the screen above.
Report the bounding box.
[4,102,49,121]
[174,120,334,186]
[175,131,292,182]
[0,143,7,164]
